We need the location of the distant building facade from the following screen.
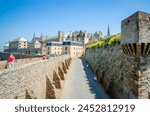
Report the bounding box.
[46,42,62,55]
[46,41,84,57]
[29,31,65,55]
[9,37,29,49]
[4,30,102,56]
[4,37,30,54]
[66,30,102,45]
[62,41,84,57]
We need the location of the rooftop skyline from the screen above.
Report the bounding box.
[0,0,150,51]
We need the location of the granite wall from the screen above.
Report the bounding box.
[0,55,71,99]
[139,56,150,98]
[121,11,150,44]
[85,46,138,99]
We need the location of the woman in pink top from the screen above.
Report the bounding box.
[7,53,15,68]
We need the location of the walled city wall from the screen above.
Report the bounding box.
[0,55,71,99]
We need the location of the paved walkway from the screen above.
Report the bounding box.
[60,58,109,99]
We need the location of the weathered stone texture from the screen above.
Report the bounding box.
[86,46,137,98]
[62,62,67,73]
[120,11,150,99]
[58,67,64,80]
[138,12,150,43]
[121,12,139,44]
[123,55,139,97]
[121,11,150,44]
[65,60,69,69]
[85,11,150,99]
[0,55,71,99]
[53,70,61,89]
[139,56,150,98]
[46,76,56,99]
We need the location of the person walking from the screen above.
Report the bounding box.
[7,53,15,68]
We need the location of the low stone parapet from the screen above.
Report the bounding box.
[0,55,71,99]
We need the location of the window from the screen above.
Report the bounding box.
[65,47,67,50]
[48,47,50,50]
[149,17,150,21]
[125,19,130,26]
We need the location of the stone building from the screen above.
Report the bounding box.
[31,31,65,55]
[44,31,66,43]
[46,42,62,55]
[9,37,29,49]
[46,40,84,58]
[3,31,90,56]
[121,11,150,99]
[121,11,150,44]
[62,41,84,57]
[88,31,103,44]
[4,35,45,55]
[30,33,43,49]
[30,40,42,48]
[4,37,30,53]
[66,30,91,45]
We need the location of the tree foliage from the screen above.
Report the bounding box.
[86,33,121,49]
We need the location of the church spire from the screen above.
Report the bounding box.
[40,32,43,37]
[107,25,110,37]
[33,32,35,39]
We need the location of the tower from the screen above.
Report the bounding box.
[31,33,36,42]
[107,25,110,37]
[33,32,35,39]
[121,11,150,99]
[69,31,72,37]
[40,33,44,41]
[58,31,64,42]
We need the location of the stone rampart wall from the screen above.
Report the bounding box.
[0,55,71,99]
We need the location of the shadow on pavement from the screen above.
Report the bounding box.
[80,58,109,99]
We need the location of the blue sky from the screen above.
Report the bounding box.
[0,0,150,51]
